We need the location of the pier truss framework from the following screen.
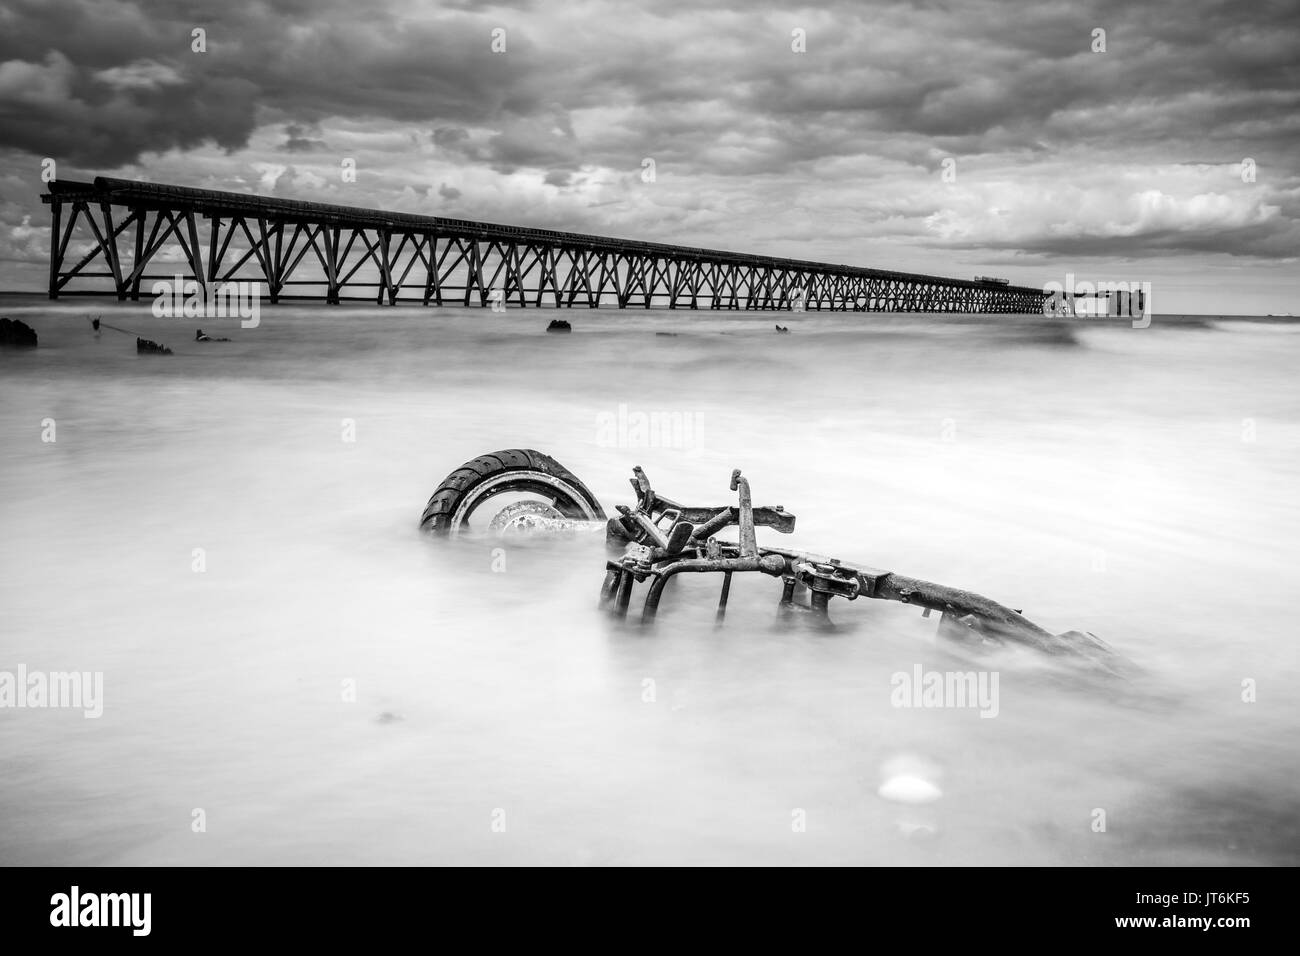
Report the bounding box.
[44,177,1049,313]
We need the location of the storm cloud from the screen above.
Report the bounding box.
[0,0,1297,309]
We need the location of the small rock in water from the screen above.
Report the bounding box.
[0,317,38,349]
[877,754,944,805]
[896,820,939,840]
[136,337,172,355]
[376,711,402,725]
[546,318,572,333]
[878,774,943,804]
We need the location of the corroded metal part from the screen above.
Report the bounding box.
[600,463,1124,672]
[44,177,1050,312]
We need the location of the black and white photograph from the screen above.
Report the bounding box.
[0,0,1294,922]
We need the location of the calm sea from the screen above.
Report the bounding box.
[1,294,1297,864]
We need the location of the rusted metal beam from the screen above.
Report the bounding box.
[43,177,1051,313]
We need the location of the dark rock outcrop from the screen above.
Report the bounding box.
[546,319,572,333]
[136,337,173,355]
[0,317,38,348]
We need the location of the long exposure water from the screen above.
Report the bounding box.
[2,295,1297,865]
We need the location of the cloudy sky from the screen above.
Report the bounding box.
[0,0,1296,313]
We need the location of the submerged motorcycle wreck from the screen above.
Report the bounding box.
[421,449,1125,674]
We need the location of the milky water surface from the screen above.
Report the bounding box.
[1,297,1297,865]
